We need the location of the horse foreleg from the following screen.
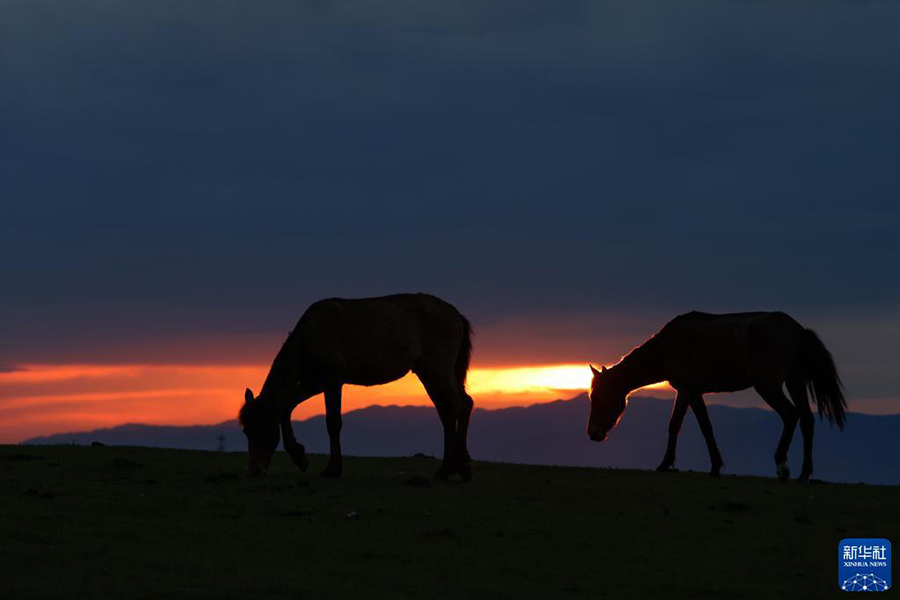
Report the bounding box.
[281,415,308,472]
[281,382,322,472]
[320,384,343,478]
[689,395,724,477]
[657,394,689,472]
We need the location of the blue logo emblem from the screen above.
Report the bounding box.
[839,538,891,592]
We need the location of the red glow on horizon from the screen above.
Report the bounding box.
[2,362,663,443]
[2,360,895,444]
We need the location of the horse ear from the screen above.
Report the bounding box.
[244,388,254,404]
[589,364,601,378]
[602,366,608,373]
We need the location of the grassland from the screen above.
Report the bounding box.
[1,445,897,599]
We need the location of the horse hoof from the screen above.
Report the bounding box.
[797,474,810,484]
[433,465,453,481]
[285,442,309,472]
[289,451,309,472]
[319,464,342,478]
[709,470,721,479]
[656,464,677,473]
[776,463,790,481]
[458,461,473,482]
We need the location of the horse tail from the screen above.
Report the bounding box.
[455,312,473,388]
[798,328,847,430]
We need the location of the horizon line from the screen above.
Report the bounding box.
[20,394,900,445]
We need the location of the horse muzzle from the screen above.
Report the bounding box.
[588,426,608,442]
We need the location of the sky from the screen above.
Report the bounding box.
[2,1,899,442]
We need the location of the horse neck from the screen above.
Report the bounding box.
[260,340,301,413]
[611,338,666,393]
[260,377,289,413]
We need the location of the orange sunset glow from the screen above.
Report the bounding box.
[0,363,673,443]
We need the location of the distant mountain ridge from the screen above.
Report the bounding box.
[24,395,900,485]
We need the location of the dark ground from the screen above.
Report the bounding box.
[1,445,897,599]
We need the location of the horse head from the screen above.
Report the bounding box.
[587,365,627,442]
[238,388,281,476]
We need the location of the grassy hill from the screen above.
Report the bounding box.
[2,445,897,599]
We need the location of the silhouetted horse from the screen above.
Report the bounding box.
[240,293,474,480]
[588,311,846,482]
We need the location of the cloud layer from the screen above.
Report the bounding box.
[1,2,898,419]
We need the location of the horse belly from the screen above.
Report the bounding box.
[700,378,752,394]
[669,342,753,393]
[301,296,439,387]
[345,365,412,387]
[665,312,798,393]
[339,334,422,387]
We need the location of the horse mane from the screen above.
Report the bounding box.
[258,325,305,398]
[607,329,668,392]
[614,333,661,370]
[240,321,308,427]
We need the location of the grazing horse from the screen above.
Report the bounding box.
[239,293,475,480]
[587,311,846,482]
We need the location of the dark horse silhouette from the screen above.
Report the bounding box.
[239,293,474,480]
[588,311,846,482]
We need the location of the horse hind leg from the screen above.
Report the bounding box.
[320,383,344,478]
[455,389,474,481]
[417,371,466,481]
[755,384,798,481]
[786,379,814,482]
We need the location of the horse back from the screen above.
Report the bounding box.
[662,311,804,391]
[294,294,466,386]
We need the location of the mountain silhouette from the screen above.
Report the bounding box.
[23,395,899,485]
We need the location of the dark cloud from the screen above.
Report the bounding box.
[2,1,899,367]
